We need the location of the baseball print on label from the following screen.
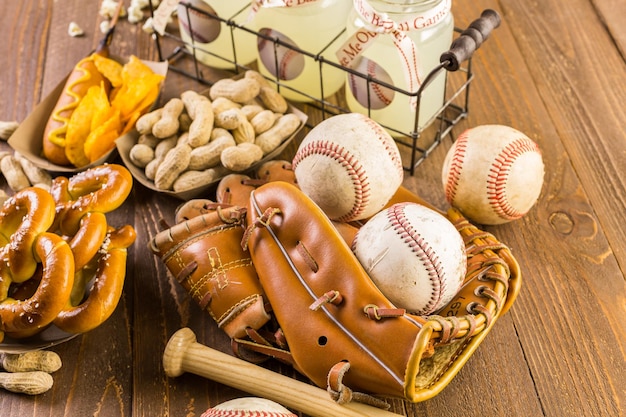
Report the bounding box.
[348,57,395,110]
[257,29,305,81]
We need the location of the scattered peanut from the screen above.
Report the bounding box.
[14,152,52,187]
[221,143,264,172]
[211,97,240,116]
[250,109,276,134]
[240,104,265,121]
[154,135,178,159]
[188,135,236,170]
[258,86,288,113]
[152,98,184,139]
[255,113,302,155]
[137,133,160,148]
[1,154,31,191]
[172,166,230,192]
[0,120,19,140]
[181,91,214,147]
[244,69,271,88]
[144,156,163,180]
[0,351,62,373]
[232,117,256,144]
[154,143,192,190]
[135,108,163,135]
[214,108,244,130]
[0,371,54,395]
[209,77,261,104]
[129,143,155,168]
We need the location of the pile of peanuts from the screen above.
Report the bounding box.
[0,151,52,194]
[128,70,302,193]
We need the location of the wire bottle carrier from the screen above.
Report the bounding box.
[149,4,501,175]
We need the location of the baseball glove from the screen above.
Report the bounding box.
[149,202,271,340]
[237,181,520,405]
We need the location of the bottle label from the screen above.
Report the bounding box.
[251,0,321,12]
[257,29,306,80]
[337,0,451,108]
[177,0,221,44]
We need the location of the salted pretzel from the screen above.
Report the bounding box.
[51,163,133,236]
[54,224,136,334]
[0,187,57,284]
[50,164,132,270]
[0,232,75,337]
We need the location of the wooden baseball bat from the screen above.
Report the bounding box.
[163,327,404,417]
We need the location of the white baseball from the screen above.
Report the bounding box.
[201,397,296,417]
[348,57,395,110]
[292,113,404,222]
[352,202,466,315]
[442,124,545,225]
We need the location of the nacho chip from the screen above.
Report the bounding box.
[111,55,164,123]
[92,53,124,88]
[84,109,122,162]
[65,83,110,167]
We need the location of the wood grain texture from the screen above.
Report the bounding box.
[0,0,624,416]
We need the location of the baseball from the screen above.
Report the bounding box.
[348,57,395,109]
[201,397,297,417]
[352,202,466,315]
[292,113,404,222]
[442,124,545,225]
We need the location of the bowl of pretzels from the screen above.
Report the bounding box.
[0,163,136,352]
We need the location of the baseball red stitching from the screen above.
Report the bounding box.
[444,130,469,205]
[487,137,541,220]
[367,60,393,107]
[203,410,294,416]
[179,7,219,44]
[361,115,404,178]
[388,203,446,314]
[292,140,369,222]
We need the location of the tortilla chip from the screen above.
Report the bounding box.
[92,54,124,88]
[84,109,122,162]
[66,84,109,167]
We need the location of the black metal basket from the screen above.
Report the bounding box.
[149,3,500,175]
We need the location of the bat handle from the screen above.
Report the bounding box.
[163,328,404,417]
[440,9,502,71]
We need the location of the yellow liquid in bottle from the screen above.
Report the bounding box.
[344,1,453,136]
[178,0,257,69]
[251,0,351,102]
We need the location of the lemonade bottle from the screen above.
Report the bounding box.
[251,0,352,103]
[339,0,454,135]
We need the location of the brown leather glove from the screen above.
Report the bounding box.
[150,203,270,339]
[241,181,521,404]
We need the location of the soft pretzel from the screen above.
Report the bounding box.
[51,164,133,236]
[0,232,74,335]
[53,224,136,334]
[65,211,109,271]
[0,187,57,283]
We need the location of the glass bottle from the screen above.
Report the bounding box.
[340,0,454,135]
[177,0,257,69]
[250,0,352,103]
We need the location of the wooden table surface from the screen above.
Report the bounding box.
[1,1,625,416]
